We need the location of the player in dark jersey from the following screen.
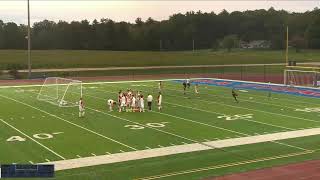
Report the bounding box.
[232,88,239,103]
[182,81,187,95]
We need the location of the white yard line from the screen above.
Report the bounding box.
[145,80,320,110]
[164,85,309,109]
[45,127,319,171]
[0,94,137,151]
[165,101,298,131]
[165,98,320,123]
[98,83,312,132]
[87,107,203,146]
[0,118,65,160]
[85,85,306,151]
[88,84,294,134]
[151,111,247,136]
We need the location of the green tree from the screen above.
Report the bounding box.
[291,35,306,52]
[305,14,320,48]
[222,35,238,52]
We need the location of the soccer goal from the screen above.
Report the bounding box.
[37,77,83,107]
[284,69,320,88]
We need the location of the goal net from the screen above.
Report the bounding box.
[284,69,320,88]
[37,77,83,107]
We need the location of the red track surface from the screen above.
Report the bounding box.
[211,159,320,180]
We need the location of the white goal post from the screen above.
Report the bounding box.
[37,77,83,107]
[284,69,320,88]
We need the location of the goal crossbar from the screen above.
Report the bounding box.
[284,69,320,87]
[37,77,82,107]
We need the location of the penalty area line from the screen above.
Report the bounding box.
[0,118,66,160]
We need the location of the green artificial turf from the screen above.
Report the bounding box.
[0,79,320,179]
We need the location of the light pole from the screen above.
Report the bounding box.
[27,0,31,78]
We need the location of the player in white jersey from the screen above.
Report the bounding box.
[107,99,116,112]
[157,92,162,111]
[147,94,153,111]
[78,97,85,117]
[131,95,136,111]
[139,95,145,112]
[120,95,126,112]
[186,79,190,89]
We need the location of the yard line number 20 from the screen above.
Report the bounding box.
[125,122,169,130]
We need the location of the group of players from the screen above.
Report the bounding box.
[78,79,239,117]
[107,89,163,113]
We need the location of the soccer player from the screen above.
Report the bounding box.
[158,81,162,92]
[195,84,199,94]
[107,99,116,112]
[157,92,162,111]
[127,92,132,109]
[182,81,187,95]
[79,97,85,117]
[118,90,122,110]
[139,95,145,112]
[120,94,126,112]
[147,94,153,111]
[131,94,136,111]
[186,78,191,89]
[232,88,239,103]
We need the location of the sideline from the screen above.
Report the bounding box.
[47,127,319,171]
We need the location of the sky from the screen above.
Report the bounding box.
[0,1,319,24]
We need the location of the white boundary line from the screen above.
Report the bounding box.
[0,118,65,160]
[0,94,137,151]
[44,127,320,171]
[0,77,319,91]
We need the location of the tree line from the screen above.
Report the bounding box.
[0,7,319,51]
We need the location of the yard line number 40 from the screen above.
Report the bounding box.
[6,132,63,142]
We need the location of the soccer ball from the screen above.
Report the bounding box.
[59,100,67,106]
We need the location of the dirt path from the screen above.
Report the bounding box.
[3,62,319,73]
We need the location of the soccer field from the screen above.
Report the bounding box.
[1,78,320,179]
